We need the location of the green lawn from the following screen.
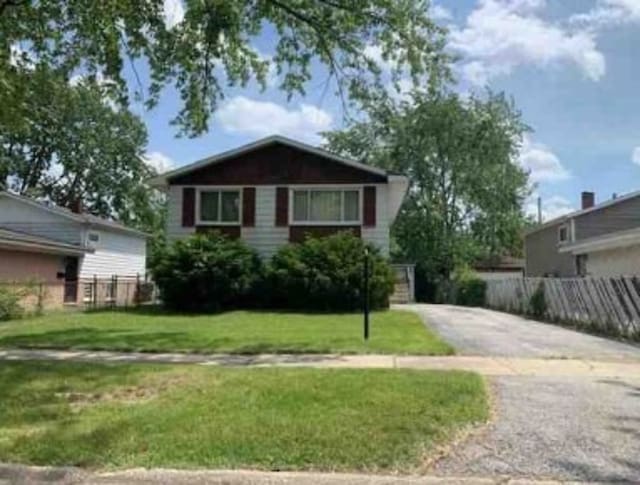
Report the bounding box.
[0,362,487,471]
[0,309,453,355]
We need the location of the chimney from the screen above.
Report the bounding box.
[69,198,83,214]
[581,191,595,210]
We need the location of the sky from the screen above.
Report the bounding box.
[137,0,640,222]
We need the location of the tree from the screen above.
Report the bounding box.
[1,0,449,137]
[0,67,163,233]
[325,90,530,299]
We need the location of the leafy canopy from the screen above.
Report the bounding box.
[0,67,162,233]
[1,0,448,136]
[325,90,530,295]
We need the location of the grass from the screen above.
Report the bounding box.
[0,309,453,355]
[0,361,487,471]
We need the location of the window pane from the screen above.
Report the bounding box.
[293,190,308,221]
[200,191,219,221]
[220,191,240,222]
[310,191,341,221]
[344,191,359,221]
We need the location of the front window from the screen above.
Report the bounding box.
[292,189,360,223]
[199,190,240,223]
[558,225,569,243]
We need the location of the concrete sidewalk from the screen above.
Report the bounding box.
[1,348,640,378]
[0,464,598,485]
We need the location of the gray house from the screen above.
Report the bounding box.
[525,191,640,277]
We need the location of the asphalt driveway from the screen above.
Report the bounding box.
[404,303,640,361]
[400,304,640,482]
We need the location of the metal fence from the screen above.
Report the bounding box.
[0,276,158,313]
[485,276,640,339]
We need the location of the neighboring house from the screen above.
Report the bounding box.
[0,191,148,307]
[473,256,525,280]
[150,136,409,259]
[525,190,640,277]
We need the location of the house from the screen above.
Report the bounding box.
[149,136,409,259]
[0,191,148,307]
[525,190,640,277]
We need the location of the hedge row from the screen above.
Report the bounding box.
[151,232,395,313]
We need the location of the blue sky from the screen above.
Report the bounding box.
[138,0,640,221]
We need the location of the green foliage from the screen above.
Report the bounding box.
[267,233,395,311]
[528,281,547,319]
[325,90,530,300]
[0,286,24,321]
[0,68,163,234]
[1,1,449,136]
[150,233,263,312]
[451,267,487,307]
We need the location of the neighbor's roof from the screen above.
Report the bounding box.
[0,227,89,256]
[526,189,640,236]
[559,226,640,255]
[148,135,397,187]
[0,191,149,238]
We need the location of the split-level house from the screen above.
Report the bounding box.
[0,191,148,307]
[525,190,640,277]
[150,136,409,260]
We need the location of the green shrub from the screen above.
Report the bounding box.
[0,286,25,321]
[528,281,546,318]
[450,266,487,307]
[266,232,395,311]
[150,233,263,312]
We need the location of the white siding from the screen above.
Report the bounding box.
[586,244,640,277]
[242,186,288,258]
[362,184,390,256]
[79,229,146,278]
[167,185,195,241]
[0,197,83,244]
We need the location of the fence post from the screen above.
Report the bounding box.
[112,274,117,308]
[135,273,140,307]
[93,274,98,309]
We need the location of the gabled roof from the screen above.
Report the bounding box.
[0,227,89,256]
[526,189,640,236]
[148,135,391,187]
[0,191,149,238]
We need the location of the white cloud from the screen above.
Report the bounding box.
[432,4,453,21]
[525,193,575,221]
[632,146,640,165]
[215,96,333,143]
[163,0,184,29]
[570,0,640,28]
[519,135,570,183]
[143,151,175,173]
[450,0,606,85]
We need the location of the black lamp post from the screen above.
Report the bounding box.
[363,247,370,341]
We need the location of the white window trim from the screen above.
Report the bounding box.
[196,187,243,226]
[289,186,363,226]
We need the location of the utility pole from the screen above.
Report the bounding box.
[537,196,542,224]
[363,247,370,341]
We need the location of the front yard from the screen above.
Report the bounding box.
[0,309,453,355]
[0,362,487,471]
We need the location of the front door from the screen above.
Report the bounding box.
[63,257,79,303]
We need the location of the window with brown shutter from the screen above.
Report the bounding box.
[276,187,288,226]
[242,187,256,227]
[363,186,376,227]
[182,187,195,227]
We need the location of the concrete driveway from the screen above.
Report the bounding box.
[400,304,640,483]
[404,304,640,361]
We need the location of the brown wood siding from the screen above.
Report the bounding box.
[289,226,361,243]
[196,226,241,240]
[169,143,387,185]
[363,186,376,227]
[182,187,195,227]
[275,187,288,227]
[242,187,256,227]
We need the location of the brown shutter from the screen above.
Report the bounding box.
[242,187,256,227]
[363,186,376,227]
[182,187,195,227]
[275,187,289,227]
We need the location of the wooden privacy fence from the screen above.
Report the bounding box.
[485,276,640,338]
